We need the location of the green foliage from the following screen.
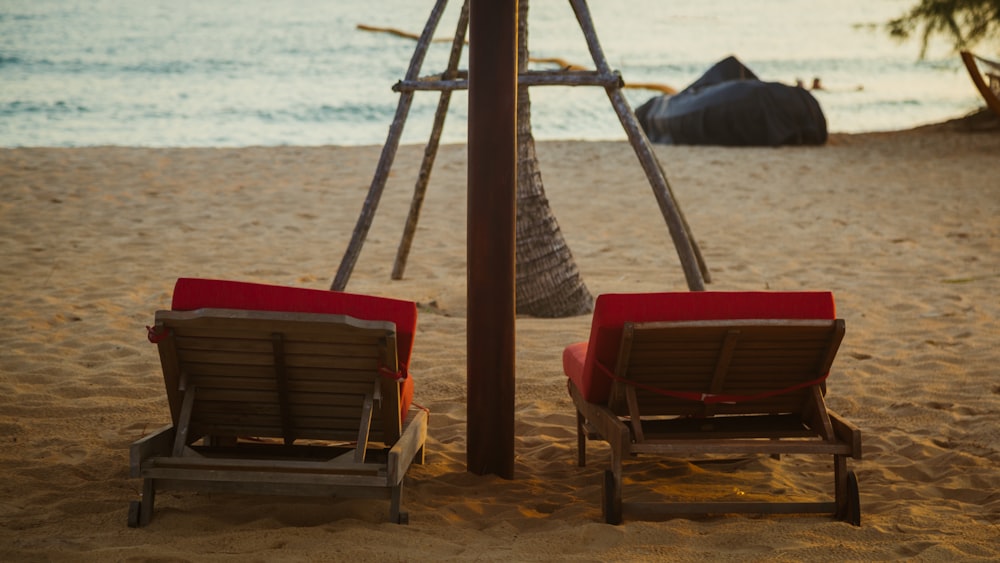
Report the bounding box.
[888,0,1000,56]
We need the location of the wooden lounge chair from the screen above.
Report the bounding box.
[961,50,1000,118]
[128,278,427,527]
[563,291,862,525]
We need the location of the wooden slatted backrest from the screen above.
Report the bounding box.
[608,319,844,417]
[153,308,402,446]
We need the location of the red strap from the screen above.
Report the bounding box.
[379,364,408,381]
[146,325,171,344]
[596,361,827,404]
[411,401,431,418]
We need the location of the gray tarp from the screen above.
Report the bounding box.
[636,56,827,146]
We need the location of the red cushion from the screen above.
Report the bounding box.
[564,291,836,404]
[171,278,417,419]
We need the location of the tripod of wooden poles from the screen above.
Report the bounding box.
[331,0,710,292]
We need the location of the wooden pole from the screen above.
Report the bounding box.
[392,0,471,280]
[337,0,711,293]
[467,0,517,478]
[569,0,708,290]
[331,0,450,291]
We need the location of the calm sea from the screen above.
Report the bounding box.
[0,0,985,147]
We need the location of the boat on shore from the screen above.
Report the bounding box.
[635,56,827,147]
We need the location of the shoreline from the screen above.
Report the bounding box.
[2,109,996,152]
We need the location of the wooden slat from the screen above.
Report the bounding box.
[187,386,375,407]
[191,403,367,424]
[643,429,818,440]
[172,328,386,347]
[190,417,369,434]
[156,307,396,334]
[189,399,393,427]
[632,318,835,330]
[628,340,830,353]
[149,478,399,502]
[177,375,359,394]
[182,366,383,387]
[176,350,381,370]
[624,501,838,519]
[180,369,381,393]
[145,464,389,487]
[174,335,384,358]
[631,439,853,456]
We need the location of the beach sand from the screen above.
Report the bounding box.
[1,119,998,561]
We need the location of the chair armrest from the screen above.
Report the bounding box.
[387,408,429,484]
[829,411,862,459]
[129,424,175,477]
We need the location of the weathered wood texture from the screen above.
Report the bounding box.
[572,318,862,525]
[466,0,518,479]
[129,308,428,526]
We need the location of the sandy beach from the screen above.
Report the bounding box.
[1,118,998,561]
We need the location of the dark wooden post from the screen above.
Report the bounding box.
[467,0,518,478]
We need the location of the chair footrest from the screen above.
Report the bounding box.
[148,476,397,500]
[630,439,854,456]
[624,500,838,519]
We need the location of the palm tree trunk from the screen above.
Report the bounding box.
[515,0,594,317]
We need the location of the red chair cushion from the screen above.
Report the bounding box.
[564,291,836,404]
[170,278,417,419]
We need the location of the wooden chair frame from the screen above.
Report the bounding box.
[129,308,427,526]
[570,318,862,525]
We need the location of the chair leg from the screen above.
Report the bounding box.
[846,471,861,527]
[833,455,862,526]
[834,455,848,519]
[128,478,156,528]
[602,470,623,525]
[142,478,156,525]
[602,450,624,525]
[390,484,408,524]
[576,410,587,467]
[127,501,141,528]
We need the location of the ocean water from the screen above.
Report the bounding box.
[0,0,986,147]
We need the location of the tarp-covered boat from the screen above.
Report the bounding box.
[636,56,827,146]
